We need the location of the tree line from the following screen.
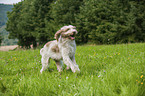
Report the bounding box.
[6,0,145,48]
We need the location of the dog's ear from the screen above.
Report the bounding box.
[54,29,63,41]
[63,27,70,32]
[54,26,70,41]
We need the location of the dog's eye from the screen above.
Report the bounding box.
[63,28,69,32]
[66,28,70,31]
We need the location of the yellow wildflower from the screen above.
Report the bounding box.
[140,75,143,78]
[141,82,143,85]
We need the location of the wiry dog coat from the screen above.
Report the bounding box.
[40,25,80,73]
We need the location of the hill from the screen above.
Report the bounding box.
[0,25,17,45]
[0,4,13,27]
[0,4,17,45]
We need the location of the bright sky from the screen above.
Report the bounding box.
[0,0,22,4]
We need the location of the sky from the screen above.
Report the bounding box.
[0,0,22,4]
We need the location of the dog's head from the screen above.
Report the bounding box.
[55,25,78,41]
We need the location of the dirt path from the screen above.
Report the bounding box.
[0,45,18,51]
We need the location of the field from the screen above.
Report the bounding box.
[0,43,145,96]
[0,45,18,51]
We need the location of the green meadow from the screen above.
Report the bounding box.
[0,43,145,96]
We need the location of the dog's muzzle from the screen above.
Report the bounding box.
[61,32,76,40]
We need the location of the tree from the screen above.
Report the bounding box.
[45,0,83,42]
[6,2,23,45]
[29,0,54,44]
[75,0,145,44]
[76,0,119,44]
[6,0,145,47]
[6,0,54,48]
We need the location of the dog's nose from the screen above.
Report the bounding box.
[71,31,76,35]
[73,31,76,34]
[71,32,74,35]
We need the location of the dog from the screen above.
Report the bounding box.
[40,25,80,73]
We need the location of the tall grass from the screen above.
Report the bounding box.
[0,43,145,96]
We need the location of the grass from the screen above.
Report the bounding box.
[0,43,145,96]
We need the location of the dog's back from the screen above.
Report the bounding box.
[40,40,62,60]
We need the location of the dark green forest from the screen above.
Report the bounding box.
[6,0,145,48]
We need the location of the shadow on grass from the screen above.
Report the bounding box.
[0,82,7,93]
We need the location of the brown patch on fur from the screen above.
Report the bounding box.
[45,41,52,47]
[51,45,59,53]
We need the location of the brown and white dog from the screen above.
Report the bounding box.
[40,25,80,73]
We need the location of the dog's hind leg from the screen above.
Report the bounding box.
[55,60,63,72]
[40,56,50,74]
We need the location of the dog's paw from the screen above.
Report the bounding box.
[57,68,63,72]
[75,69,80,73]
[72,68,80,73]
[66,66,70,70]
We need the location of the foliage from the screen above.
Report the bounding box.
[76,0,145,44]
[0,43,145,95]
[6,0,54,48]
[5,0,145,48]
[41,0,83,44]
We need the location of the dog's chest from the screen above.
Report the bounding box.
[60,41,76,56]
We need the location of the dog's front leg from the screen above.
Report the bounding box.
[72,56,80,72]
[63,56,77,73]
